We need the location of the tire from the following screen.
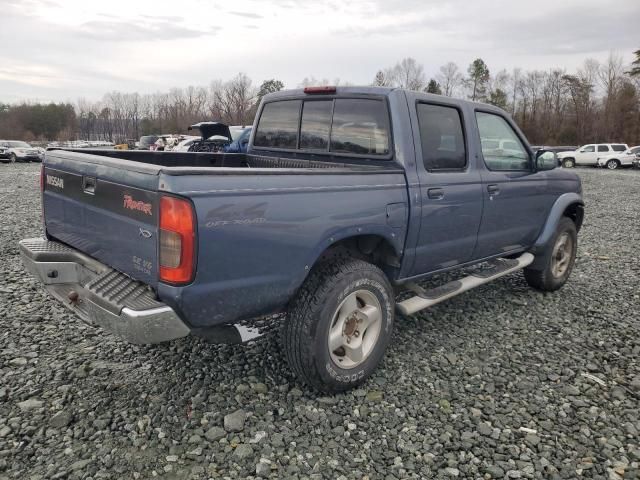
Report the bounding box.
[562,158,575,168]
[524,217,577,292]
[9,153,16,164]
[606,159,620,170]
[282,256,394,393]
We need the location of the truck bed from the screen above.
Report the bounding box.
[42,148,409,328]
[48,148,400,173]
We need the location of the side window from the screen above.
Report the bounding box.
[611,144,626,152]
[417,103,466,170]
[476,112,529,171]
[582,145,595,152]
[300,101,332,150]
[253,100,301,149]
[330,99,390,155]
[597,145,610,152]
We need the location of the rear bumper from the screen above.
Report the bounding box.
[19,238,190,344]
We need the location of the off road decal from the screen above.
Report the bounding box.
[123,194,152,216]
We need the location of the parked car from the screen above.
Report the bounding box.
[173,136,201,152]
[0,140,43,162]
[224,127,252,153]
[137,135,159,150]
[187,122,233,152]
[596,145,640,169]
[557,143,628,168]
[21,86,584,392]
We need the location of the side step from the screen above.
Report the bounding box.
[396,253,534,316]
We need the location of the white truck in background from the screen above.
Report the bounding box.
[596,146,640,169]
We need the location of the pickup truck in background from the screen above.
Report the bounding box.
[21,87,584,392]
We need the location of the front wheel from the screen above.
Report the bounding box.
[282,257,394,393]
[524,217,577,292]
[606,159,620,170]
[562,158,575,168]
[9,153,16,163]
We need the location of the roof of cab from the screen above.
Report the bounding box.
[262,86,510,115]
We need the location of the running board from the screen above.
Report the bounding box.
[396,253,534,316]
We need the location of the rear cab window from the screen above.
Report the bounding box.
[330,99,389,155]
[300,101,332,150]
[254,96,391,158]
[253,100,301,149]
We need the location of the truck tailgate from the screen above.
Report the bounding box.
[43,150,161,286]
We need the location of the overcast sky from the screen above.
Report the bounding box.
[1,0,638,103]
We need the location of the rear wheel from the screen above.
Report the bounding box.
[282,257,394,393]
[606,159,620,170]
[562,158,575,168]
[524,217,577,291]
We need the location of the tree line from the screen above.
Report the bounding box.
[1,50,639,146]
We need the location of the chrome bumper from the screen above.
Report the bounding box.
[19,238,190,344]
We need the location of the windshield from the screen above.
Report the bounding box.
[7,141,31,148]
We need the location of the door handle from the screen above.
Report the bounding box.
[427,187,444,200]
[487,184,499,195]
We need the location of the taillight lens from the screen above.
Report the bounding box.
[40,164,45,192]
[159,195,195,284]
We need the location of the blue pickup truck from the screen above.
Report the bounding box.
[21,86,584,392]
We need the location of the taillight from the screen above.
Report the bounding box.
[159,195,196,284]
[40,164,45,192]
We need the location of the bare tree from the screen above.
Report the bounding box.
[391,58,426,91]
[215,73,256,125]
[436,62,463,97]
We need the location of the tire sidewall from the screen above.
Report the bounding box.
[563,158,574,168]
[311,271,393,389]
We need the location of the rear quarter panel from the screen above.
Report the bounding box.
[158,170,408,328]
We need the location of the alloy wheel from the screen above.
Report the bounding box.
[328,290,382,369]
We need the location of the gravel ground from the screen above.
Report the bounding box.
[0,163,639,480]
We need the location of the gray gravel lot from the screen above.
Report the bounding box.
[0,163,639,480]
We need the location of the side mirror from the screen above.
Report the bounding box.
[536,150,556,171]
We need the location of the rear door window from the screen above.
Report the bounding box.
[330,99,390,155]
[254,100,301,149]
[417,103,466,170]
[611,144,626,152]
[300,101,332,150]
[597,145,610,152]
